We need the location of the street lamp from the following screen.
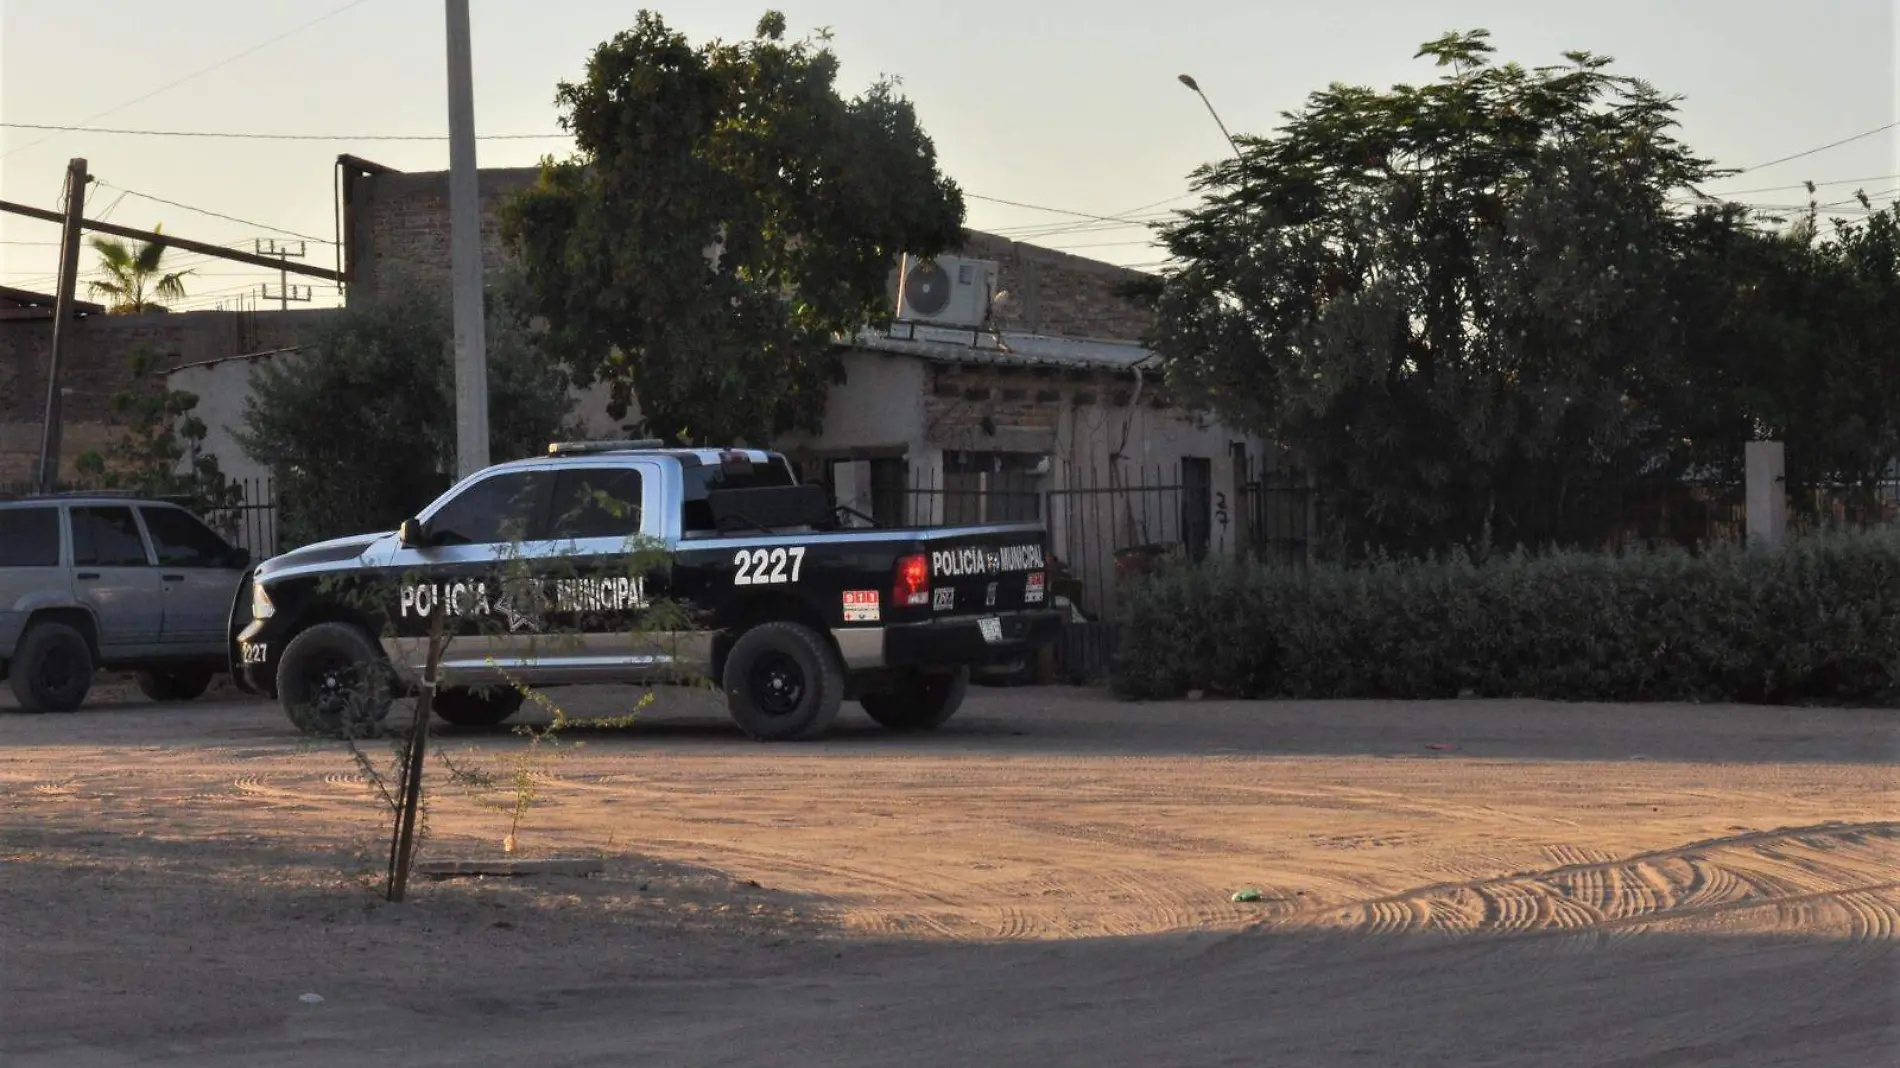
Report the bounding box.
[1178,73,1243,160]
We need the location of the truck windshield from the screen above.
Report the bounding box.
[681,456,798,534]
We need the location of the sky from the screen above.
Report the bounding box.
[1,0,1895,311]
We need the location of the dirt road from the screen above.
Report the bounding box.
[2,684,1895,1066]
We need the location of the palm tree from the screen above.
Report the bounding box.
[87,224,192,314]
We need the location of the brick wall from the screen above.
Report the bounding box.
[923,364,1068,454]
[950,232,1152,343]
[348,167,1154,343]
[0,308,335,484]
[349,167,540,295]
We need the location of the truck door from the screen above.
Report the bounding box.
[382,470,556,682]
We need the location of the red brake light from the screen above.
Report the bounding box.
[894,553,930,607]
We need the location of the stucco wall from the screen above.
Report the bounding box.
[169,350,627,492]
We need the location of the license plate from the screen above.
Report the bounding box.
[978,617,1003,643]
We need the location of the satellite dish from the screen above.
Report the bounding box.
[903,258,952,317]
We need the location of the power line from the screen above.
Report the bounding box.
[0,0,379,162]
[0,121,569,143]
[1737,120,1900,174]
[95,181,335,244]
[965,191,1183,226]
[1698,173,1900,198]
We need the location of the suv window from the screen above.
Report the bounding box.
[0,507,61,567]
[140,506,236,568]
[550,468,643,541]
[71,506,151,567]
[427,472,552,546]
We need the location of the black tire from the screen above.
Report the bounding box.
[276,622,394,738]
[135,665,215,702]
[722,621,845,741]
[432,685,525,728]
[8,621,93,713]
[860,667,970,732]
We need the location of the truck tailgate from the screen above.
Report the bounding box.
[916,527,1050,616]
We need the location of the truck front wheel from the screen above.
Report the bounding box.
[276,623,394,738]
[860,667,969,732]
[722,622,844,741]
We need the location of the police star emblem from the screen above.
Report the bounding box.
[494,594,538,633]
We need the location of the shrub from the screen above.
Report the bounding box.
[1111,526,1900,706]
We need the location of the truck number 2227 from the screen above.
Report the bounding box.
[734,546,807,586]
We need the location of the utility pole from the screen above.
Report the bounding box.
[256,238,311,310]
[445,0,489,478]
[36,158,88,495]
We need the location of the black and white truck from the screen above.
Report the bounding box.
[230,442,1061,740]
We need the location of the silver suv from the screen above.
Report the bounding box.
[0,493,251,712]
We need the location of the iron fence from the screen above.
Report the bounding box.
[893,461,1312,620]
[204,477,281,560]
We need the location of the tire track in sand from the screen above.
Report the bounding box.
[1278,821,1900,945]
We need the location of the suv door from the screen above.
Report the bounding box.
[69,505,165,656]
[138,505,246,655]
[382,469,556,682]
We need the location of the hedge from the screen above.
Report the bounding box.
[1111,526,1900,706]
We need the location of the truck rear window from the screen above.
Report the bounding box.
[681,458,797,534]
[0,507,60,567]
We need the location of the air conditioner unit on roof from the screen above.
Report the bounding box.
[895,253,995,328]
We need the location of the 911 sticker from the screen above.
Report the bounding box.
[1026,572,1046,604]
[843,590,880,622]
[933,587,955,611]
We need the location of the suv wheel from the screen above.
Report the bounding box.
[722,622,844,741]
[136,665,215,703]
[860,667,970,732]
[8,621,93,713]
[276,623,394,738]
[432,686,525,728]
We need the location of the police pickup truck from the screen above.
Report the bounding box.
[230,442,1061,741]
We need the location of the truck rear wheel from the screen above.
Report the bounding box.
[432,686,525,728]
[722,622,844,741]
[860,667,969,732]
[276,623,393,738]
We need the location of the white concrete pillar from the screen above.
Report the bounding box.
[1746,440,1788,548]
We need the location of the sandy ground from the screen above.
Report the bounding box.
[1,679,1896,1067]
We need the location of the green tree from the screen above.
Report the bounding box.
[1150,30,1744,556]
[235,273,575,546]
[87,224,192,313]
[500,9,964,445]
[1745,198,1900,502]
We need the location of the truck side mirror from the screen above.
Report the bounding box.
[398,518,427,548]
